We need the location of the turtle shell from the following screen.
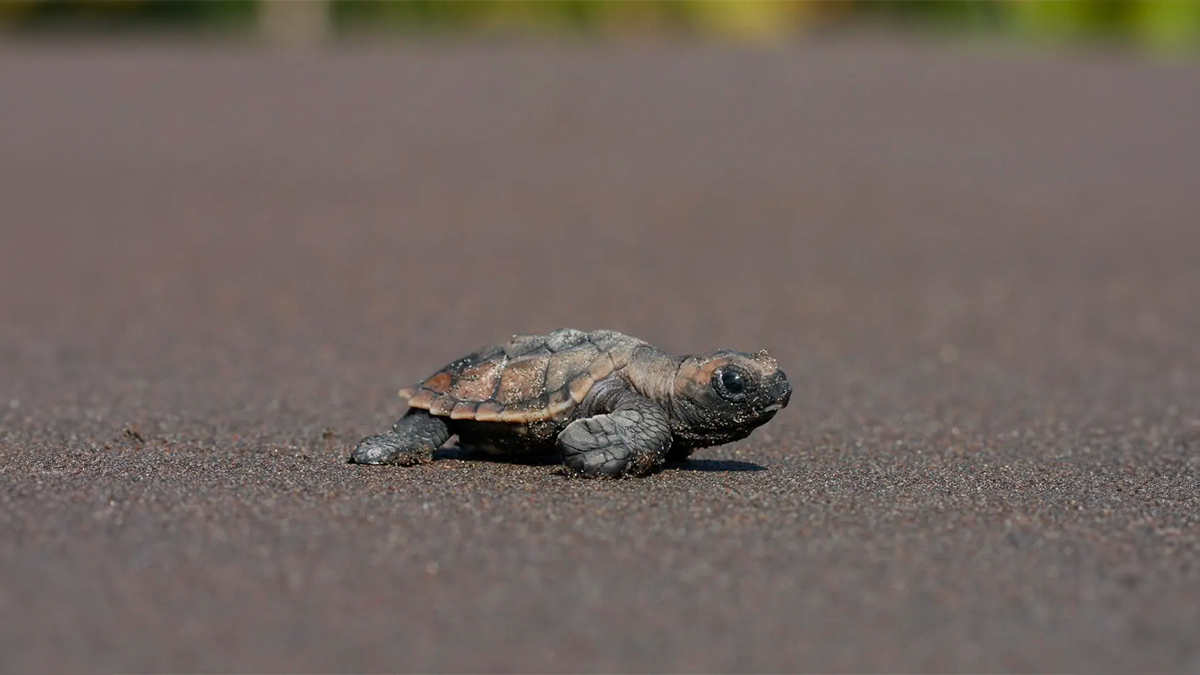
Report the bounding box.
[399,328,647,424]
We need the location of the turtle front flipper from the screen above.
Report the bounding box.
[350,409,451,466]
[557,393,671,478]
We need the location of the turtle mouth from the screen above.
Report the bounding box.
[752,378,791,419]
[770,376,792,410]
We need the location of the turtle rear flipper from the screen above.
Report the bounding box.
[557,393,671,478]
[350,409,450,466]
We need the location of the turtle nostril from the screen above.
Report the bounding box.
[780,385,792,408]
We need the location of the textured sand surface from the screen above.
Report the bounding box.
[2,39,1199,672]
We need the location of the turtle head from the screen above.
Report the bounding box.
[669,349,791,448]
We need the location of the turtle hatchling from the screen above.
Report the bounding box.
[350,328,791,477]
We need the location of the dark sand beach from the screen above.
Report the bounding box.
[2,39,1198,672]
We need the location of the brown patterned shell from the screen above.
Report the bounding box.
[398,328,646,424]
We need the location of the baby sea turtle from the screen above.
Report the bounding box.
[350,328,791,477]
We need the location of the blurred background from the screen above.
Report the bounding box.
[4,2,1200,673]
[2,0,1200,53]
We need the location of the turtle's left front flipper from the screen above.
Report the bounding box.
[557,393,671,477]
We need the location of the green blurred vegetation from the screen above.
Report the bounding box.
[1,1,1198,53]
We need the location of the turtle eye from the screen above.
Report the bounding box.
[717,368,746,400]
